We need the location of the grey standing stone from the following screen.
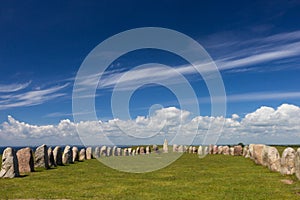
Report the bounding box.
[100,146,107,157]
[178,145,184,153]
[249,144,255,159]
[86,147,93,159]
[152,144,158,153]
[34,144,49,169]
[243,146,250,158]
[112,146,117,156]
[198,146,203,155]
[218,146,223,154]
[146,146,150,154]
[295,148,300,180]
[94,146,100,158]
[229,147,235,156]
[280,147,295,175]
[123,148,128,156]
[0,147,19,178]
[173,144,178,152]
[163,139,168,153]
[208,144,214,154]
[79,148,86,161]
[213,145,218,154]
[188,146,193,154]
[117,148,122,156]
[53,146,63,166]
[192,146,197,154]
[62,145,72,164]
[132,149,136,156]
[136,147,140,155]
[267,146,281,172]
[140,147,145,155]
[48,147,56,167]
[16,147,34,173]
[252,144,266,165]
[204,146,209,155]
[234,145,243,156]
[107,147,112,157]
[72,147,79,162]
[223,146,230,155]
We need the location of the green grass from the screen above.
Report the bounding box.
[1,153,300,199]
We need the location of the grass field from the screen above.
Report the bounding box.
[1,151,300,199]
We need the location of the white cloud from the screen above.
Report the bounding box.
[0,83,69,110]
[1,104,300,146]
[0,81,31,92]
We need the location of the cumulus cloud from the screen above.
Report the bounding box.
[0,104,300,146]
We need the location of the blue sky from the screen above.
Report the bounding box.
[1,0,300,146]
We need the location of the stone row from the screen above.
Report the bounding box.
[0,144,160,178]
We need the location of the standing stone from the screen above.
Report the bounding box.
[178,145,184,153]
[132,149,136,156]
[198,146,203,155]
[0,147,19,178]
[153,145,158,153]
[218,146,223,154]
[213,145,218,154]
[53,146,63,166]
[62,145,72,165]
[163,139,168,153]
[229,147,235,156]
[280,147,295,175]
[127,148,132,156]
[48,147,56,167]
[136,147,140,155]
[140,147,145,155]
[204,146,209,155]
[86,147,93,159]
[72,147,79,162]
[117,148,122,156]
[79,148,86,161]
[249,144,255,159]
[112,146,117,156]
[266,146,281,172]
[243,146,250,158]
[192,146,197,154]
[253,144,266,165]
[100,146,107,157]
[223,146,230,155]
[123,148,128,156]
[94,146,100,158]
[295,148,300,180]
[107,147,112,157]
[16,147,34,173]
[234,145,243,156]
[35,144,49,169]
[173,144,178,152]
[146,146,150,154]
[262,146,270,167]
[188,146,193,154]
[208,144,214,154]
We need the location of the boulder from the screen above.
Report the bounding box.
[72,147,79,162]
[280,147,295,175]
[48,147,56,167]
[163,139,168,153]
[0,147,19,178]
[62,145,72,164]
[86,147,93,159]
[53,146,63,166]
[234,145,243,156]
[266,146,281,172]
[252,144,265,165]
[79,148,86,161]
[34,144,49,169]
[295,148,300,180]
[16,147,34,173]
